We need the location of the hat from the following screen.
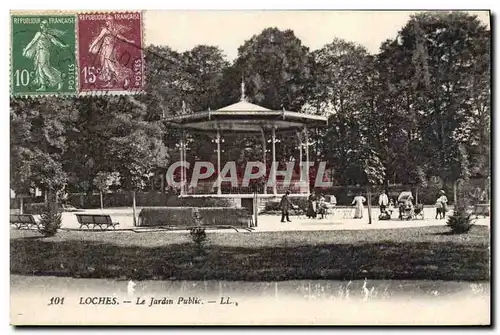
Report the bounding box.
[440,190,445,194]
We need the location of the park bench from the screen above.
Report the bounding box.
[75,214,120,230]
[472,204,490,218]
[10,214,39,230]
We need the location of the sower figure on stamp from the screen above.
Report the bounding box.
[22,20,68,92]
[280,190,293,223]
[89,17,134,88]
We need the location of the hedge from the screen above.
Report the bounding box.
[264,197,309,212]
[24,203,48,215]
[137,207,252,228]
[65,192,234,209]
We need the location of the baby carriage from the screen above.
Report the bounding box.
[290,204,306,219]
[397,192,414,220]
[412,203,425,220]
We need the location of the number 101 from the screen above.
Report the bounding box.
[48,297,65,306]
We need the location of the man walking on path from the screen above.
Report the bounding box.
[280,190,293,223]
[378,190,389,213]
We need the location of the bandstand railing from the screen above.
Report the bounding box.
[183,181,309,196]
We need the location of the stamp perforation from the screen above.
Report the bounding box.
[10,10,146,97]
[10,12,78,97]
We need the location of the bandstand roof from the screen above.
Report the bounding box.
[163,96,328,133]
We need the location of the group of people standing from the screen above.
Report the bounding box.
[279,188,451,223]
[350,190,394,219]
[306,192,336,219]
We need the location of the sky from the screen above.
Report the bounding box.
[145,10,491,61]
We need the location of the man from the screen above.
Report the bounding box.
[280,190,293,223]
[378,190,389,213]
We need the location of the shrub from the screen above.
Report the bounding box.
[38,203,62,237]
[447,200,475,234]
[190,210,208,255]
[190,226,208,251]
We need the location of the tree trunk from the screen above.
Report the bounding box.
[453,180,457,205]
[367,186,372,225]
[160,173,165,194]
[20,197,24,215]
[100,191,104,210]
[253,191,258,227]
[415,187,419,204]
[132,191,137,226]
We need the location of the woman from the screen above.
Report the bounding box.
[306,192,317,218]
[317,193,327,219]
[436,190,448,219]
[89,17,134,88]
[352,193,366,219]
[22,20,68,92]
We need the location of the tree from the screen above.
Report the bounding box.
[10,97,70,208]
[398,12,490,190]
[93,172,121,210]
[231,27,312,111]
[182,45,230,111]
[306,39,378,186]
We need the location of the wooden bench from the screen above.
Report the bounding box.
[10,214,39,230]
[75,214,120,230]
[472,204,490,218]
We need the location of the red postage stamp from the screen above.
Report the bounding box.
[77,12,144,94]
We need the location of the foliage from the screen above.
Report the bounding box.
[232,28,311,111]
[9,13,490,198]
[189,226,208,253]
[10,97,69,196]
[37,203,62,237]
[447,200,474,234]
[190,209,208,255]
[93,172,121,193]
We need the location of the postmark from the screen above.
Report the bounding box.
[77,12,144,94]
[11,15,77,96]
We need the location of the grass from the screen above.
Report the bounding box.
[10,225,490,282]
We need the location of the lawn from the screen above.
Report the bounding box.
[10,225,490,282]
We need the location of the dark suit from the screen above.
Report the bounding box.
[280,194,292,222]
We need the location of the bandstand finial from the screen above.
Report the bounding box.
[240,76,246,101]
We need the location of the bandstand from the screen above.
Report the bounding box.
[163,82,328,200]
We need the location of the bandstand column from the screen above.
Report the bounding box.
[179,130,185,196]
[304,125,310,195]
[260,127,267,194]
[272,126,277,195]
[296,131,303,182]
[216,128,222,195]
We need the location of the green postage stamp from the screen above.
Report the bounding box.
[11,15,77,96]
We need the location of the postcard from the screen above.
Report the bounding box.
[9,9,491,326]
